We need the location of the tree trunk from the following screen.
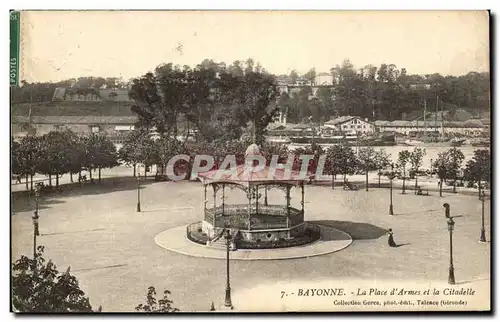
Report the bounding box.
[331,173,335,190]
[56,173,59,187]
[439,181,443,197]
[478,179,482,199]
[378,174,381,188]
[453,178,456,193]
[343,173,347,182]
[89,168,93,180]
[30,174,33,191]
[98,168,102,182]
[402,170,406,194]
[133,163,136,177]
[49,174,52,186]
[365,169,369,191]
[25,174,29,190]
[70,172,73,183]
[415,175,418,191]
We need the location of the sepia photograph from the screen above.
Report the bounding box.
[9,10,491,313]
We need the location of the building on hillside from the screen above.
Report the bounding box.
[374,119,486,137]
[11,115,137,144]
[52,87,132,102]
[292,78,312,87]
[322,116,376,135]
[314,73,333,86]
[276,83,289,96]
[409,83,431,90]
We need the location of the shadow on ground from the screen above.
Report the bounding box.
[11,176,157,214]
[310,220,388,241]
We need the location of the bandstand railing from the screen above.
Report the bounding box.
[204,204,304,230]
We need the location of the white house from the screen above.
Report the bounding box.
[323,116,376,135]
[314,73,333,86]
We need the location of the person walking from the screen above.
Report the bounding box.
[387,228,397,247]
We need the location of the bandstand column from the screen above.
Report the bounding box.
[286,186,291,228]
[247,186,252,231]
[212,184,217,227]
[222,185,225,216]
[204,184,207,210]
[301,182,305,218]
[255,184,259,215]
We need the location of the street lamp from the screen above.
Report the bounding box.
[479,190,486,243]
[136,173,141,213]
[447,216,456,285]
[32,183,41,259]
[389,163,395,216]
[224,229,233,308]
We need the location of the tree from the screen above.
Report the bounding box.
[12,246,95,312]
[446,147,465,193]
[397,150,411,194]
[53,130,84,184]
[315,87,335,119]
[156,135,183,175]
[135,286,179,313]
[67,136,86,183]
[37,131,76,188]
[433,151,449,197]
[222,66,279,144]
[464,149,490,197]
[118,129,156,178]
[17,135,44,191]
[326,144,357,189]
[357,147,378,191]
[11,139,22,181]
[409,147,426,190]
[289,70,299,84]
[129,59,278,144]
[304,68,316,85]
[374,149,391,188]
[81,134,119,182]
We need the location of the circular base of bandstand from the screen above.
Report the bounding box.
[154,223,353,261]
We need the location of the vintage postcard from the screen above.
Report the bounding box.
[10,10,491,313]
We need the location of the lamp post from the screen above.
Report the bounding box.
[447,216,456,285]
[479,190,486,243]
[32,184,41,259]
[389,163,394,216]
[224,229,233,308]
[136,173,141,212]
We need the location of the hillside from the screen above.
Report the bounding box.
[11,100,136,117]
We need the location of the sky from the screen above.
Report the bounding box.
[20,10,489,82]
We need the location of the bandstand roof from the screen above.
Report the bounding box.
[199,144,314,185]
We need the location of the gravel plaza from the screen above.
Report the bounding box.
[11,175,491,312]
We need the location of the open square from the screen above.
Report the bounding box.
[11,176,490,311]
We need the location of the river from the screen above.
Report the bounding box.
[288,144,486,167]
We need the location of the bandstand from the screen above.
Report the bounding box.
[190,144,317,249]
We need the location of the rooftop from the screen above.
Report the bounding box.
[12,115,138,125]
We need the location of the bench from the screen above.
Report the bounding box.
[343,182,359,191]
[415,186,429,196]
